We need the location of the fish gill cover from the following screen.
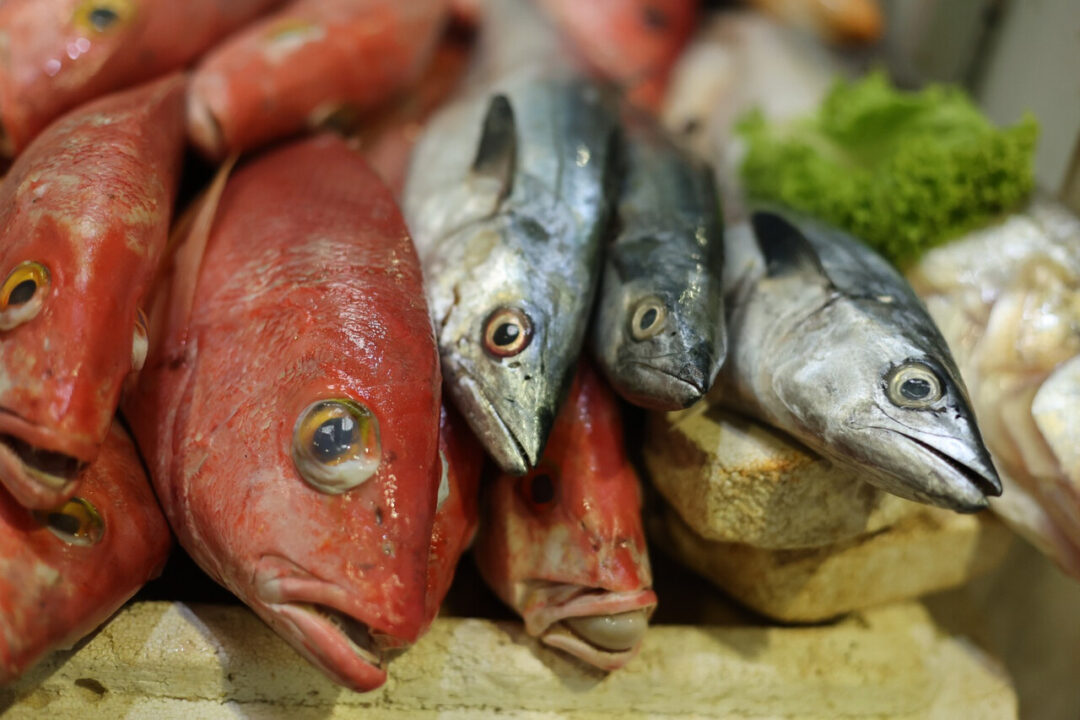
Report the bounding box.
[736,71,1039,267]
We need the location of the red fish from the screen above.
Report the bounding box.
[473,360,657,671]
[126,134,443,692]
[187,0,449,159]
[0,421,171,685]
[536,0,697,112]
[0,0,283,157]
[0,74,185,510]
[354,34,473,199]
[422,404,482,628]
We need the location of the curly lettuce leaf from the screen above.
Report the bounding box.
[737,72,1039,266]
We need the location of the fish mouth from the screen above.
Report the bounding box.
[522,584,657,671]
[186,92,226,160]
[254,556,409,692]
[0,432,87,509]
[907,435,1000,508]
[451,374,547,475]
[624,360,710,410]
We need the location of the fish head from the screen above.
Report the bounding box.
[436,207,584,476]
[474,361,655,670]
[0,0,145,151]
[773,297,1002,512]
[598,227,726,410]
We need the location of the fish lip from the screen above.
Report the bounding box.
[904,434,1001,502]
[450,374,541,475]
[186,91,226,160]
[254,556,405,692]
[0,411,88,508]
[623,360,709,410]
[523,584,657,671]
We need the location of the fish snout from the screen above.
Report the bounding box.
[0,413,90,508]
[450,375,551,475]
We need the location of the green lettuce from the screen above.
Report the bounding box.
[737,71,1039,266]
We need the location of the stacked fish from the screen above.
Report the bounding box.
[0,0,1009,695]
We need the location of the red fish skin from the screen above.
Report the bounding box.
[125,134,443,693]
[0,73,185,510]
[474,360,657,671]
[0,420,171,685]
[0,0,285,157]
[187,0,450,160]
[422,404,483,630]
[355,35,473,199]
[536,0,698,112]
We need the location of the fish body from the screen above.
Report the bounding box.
[712,209,1001,512]
[0,74,185,509]
[0,0,282,156]
[126,135,443,692]
[592,110,725,410]
[422,404,482,628]
[187,0,449,159]
[535,0,697,111]
[403,73,618,475]
[474,361,656,671]
[0,421,171,685]
[909,199,1080,575]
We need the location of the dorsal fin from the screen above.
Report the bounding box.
[161,153,239,357]
[751,210,829,280]
[470,94,517,202]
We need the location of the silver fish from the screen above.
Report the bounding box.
[712,208,1001,512]
[592,112,726,410]
[403,73,617,475]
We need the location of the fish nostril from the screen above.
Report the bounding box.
[564,609,649,652]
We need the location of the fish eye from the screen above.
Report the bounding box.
[292,399,381,494]
[0,261,49,330]
[483,307,532,357]
[630,297,666,341]
[72,0,136,33]
[34,497,104,546]
[886,363,944,408]
[519,471,558,512]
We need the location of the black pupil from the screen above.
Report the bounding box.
[530,474,555,505]
[8,279,36,306]
[493,321,520,347]
[47,512,82,537]
[639,307,658,330]
[88,7,119,30]
[642,5,669,29]
[312,415,358,461]
[901,377,933,401]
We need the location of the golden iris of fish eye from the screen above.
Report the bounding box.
[1,261,49,310]
[630,297,666,341]
[887,363,943,408]
[483,307,531,357]
[34,497,104,547]
[72,0,136,34]
[292,399,381,495]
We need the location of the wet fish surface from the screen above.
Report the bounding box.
[712,208,1001,512]
[0,74,185,509]
[474,360,656,671]
[0,421,171,685]
[126,135,443,692]
[592,109,726,410]
[403,71,618,475]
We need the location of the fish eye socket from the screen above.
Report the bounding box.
[886,363,943,408]
[483,307,532,357]
[0,261,49,330]
[73,0,135,33]
[630,297,666,341]
[519,471,557,511]
[292,399,381,494]
[34,497,104,547]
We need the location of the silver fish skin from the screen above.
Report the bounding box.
[592,112,726,410]
[712,208,1002,513]
[403,73,617,475]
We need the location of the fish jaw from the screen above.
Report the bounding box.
[616,348,716,411]
[518,583,657,670]
[0,411,89,508]
[447,373,550,475]
[253,555,416,692]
